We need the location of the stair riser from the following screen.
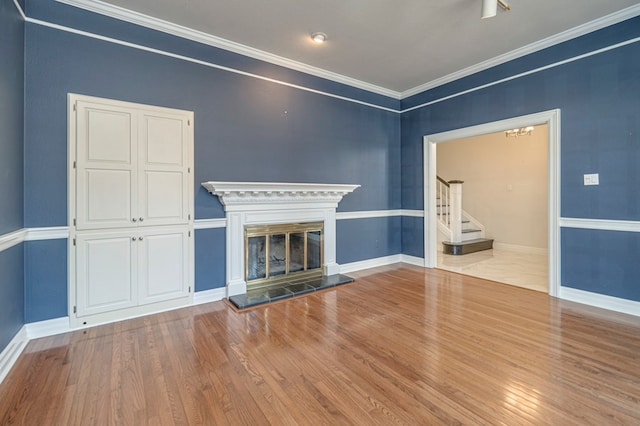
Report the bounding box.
[442,239,494,255]
[462,231,482,242]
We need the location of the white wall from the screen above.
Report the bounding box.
[437,125,548,249]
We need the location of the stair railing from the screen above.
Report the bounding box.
[436,176,450,227]
[448,180,464,243]
[436,176,464,243]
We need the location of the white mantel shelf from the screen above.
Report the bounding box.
[201,181,360,211]
[201,181,360,297]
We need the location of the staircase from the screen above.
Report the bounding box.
[437,176,493,255]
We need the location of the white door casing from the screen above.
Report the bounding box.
[423,109,560,297]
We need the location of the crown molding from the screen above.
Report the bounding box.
[52,0,640,101]
[401,3,640,99]
[55,0,401,99]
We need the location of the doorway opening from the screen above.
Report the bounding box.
[423,110,560,297]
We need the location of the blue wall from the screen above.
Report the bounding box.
[22,0,402,321]
[194,229,226,292]
[562,228,640,301]
[0,0,24,234]
[24,240,67,323]
[0,0,25,351]
[401,17,640,300]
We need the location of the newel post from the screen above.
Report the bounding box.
[449,180,464,243]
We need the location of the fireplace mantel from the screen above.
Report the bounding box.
[201,181,359,296]
[201,181,360,211]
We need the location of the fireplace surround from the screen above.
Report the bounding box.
[201,182,359,296]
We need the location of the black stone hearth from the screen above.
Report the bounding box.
[229,274,354,310]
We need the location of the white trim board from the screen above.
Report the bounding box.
[192,287,227,305]
[0,326,28,384]
[25,317,71,340]
[194,218,226,230]
[0,229,27,252]
[11,0,26,20]
[339,254,425,273]
[2,214,640,250]
[559,287,640,318]
[26,226,69,241]
[560,217,640,233]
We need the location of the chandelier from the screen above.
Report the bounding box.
[505,126,534,138]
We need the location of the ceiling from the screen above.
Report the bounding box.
[82,0,640,96]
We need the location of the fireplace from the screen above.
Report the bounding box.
[245,221,323,289]
[201,181,359,296]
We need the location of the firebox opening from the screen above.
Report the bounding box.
[245,222,324,290]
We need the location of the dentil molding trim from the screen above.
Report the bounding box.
[201,181,360,211]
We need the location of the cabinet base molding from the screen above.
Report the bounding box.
[69,295,192,329]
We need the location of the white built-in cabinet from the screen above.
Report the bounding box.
[69,94,194,327]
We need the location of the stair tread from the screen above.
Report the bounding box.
[443,238,493,245]
[461,228,480,233]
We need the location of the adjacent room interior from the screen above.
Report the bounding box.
[435,124,549,293]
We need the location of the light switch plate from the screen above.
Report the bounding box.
[584,173,599,186]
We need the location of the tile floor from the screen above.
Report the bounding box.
[437,248,548,292]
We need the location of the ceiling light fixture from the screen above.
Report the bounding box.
[311,32,327,43]
[505,126,534,138]
[481,0,511,19]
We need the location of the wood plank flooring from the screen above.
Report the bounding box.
[2,264,640,425]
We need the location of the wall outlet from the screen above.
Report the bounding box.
[583,173,599,186]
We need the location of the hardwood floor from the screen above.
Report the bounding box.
[2,264,640,425]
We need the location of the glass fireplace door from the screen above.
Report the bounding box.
[244,222,324,289]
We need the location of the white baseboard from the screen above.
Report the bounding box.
[26,317,71,339]
[340,254,426,273]
[0,326,28,384]
[400,254,426,267]
[559,286,640,317]
[339,254,402,273]
[493,242,547,256]
[193,287,227,305]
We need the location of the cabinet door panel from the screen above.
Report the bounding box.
[76,102,137,230]
[142,171,185,222]
[76,233,136,317]
[138,113,189,226]
[144,116,184,166]
[83,169,132,225]
[138,230,189,304]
